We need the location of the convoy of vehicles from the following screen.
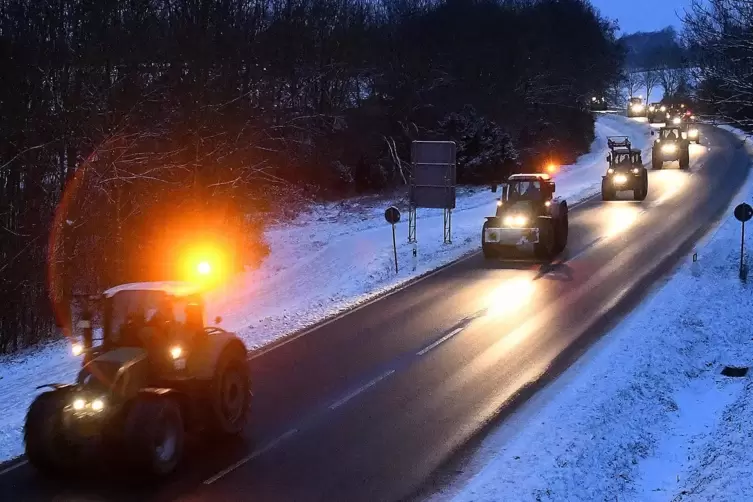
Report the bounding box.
[24,282,251,478]
[482,173,568,261]
[601,137,648,201]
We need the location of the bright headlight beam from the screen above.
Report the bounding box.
[73,399,85,411]
[91,399,105,411]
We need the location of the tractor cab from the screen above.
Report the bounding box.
[498,173,555,209]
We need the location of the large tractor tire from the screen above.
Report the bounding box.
[534,219,556,261]
[124,396,185,477]
[554,210,569,255]
[601,179,615,201]
[634,173,648,201]
[481,222,498,259]
[652,152,663,170]
[679,149,690,170]
[24,391,75,477]
[208,347,251,435]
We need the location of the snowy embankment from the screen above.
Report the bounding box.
[0,114,647,463]
[430,127,753,502]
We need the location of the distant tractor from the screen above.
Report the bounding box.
[590,96,608,111]
[601,136,648,201]
[482,173,568,261]
[627,97,646,118]
[24,282,251,478]
[651,126,691,170]
[647,103,667,123]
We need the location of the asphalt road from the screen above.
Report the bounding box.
[0,124,749,502]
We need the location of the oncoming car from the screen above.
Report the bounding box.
[482,173,568,260]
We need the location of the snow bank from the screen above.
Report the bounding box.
[432,136,753,502]
[0,115,648,463]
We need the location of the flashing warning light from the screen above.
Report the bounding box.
[545,163,558,175]
[197,261,211,275]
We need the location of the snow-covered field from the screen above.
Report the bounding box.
[430,127,753,502]
[0,114,649,463]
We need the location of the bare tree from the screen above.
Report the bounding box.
[640,68,660,103]
[625,71,641,98]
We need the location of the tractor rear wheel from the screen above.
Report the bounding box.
[534,220,556,261]
[24,391,74,477]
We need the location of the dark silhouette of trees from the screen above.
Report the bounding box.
[0,0,622,353]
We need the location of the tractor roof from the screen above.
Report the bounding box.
[103,281,203,299]
[611,147,635,155]
[508,173,552,182]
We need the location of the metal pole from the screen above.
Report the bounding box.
[392,224,399,274]
[741,220,746,281]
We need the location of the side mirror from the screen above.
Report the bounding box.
[491,184,498,193]
[214,316,223,325]
[551,182,556,192]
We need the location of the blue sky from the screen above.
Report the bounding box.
[589,0,692,34]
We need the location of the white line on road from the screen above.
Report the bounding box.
[203,428,299,485]
[417,326,465,356]
[328,369,396,411]
[0,460,27,476]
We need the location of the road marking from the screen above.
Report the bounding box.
[0,460,27,476]
[203,428,299,485]
[328,369,396,410]
[417,327,465,356]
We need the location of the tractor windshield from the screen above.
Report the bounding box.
[613,153,631,165]
[661,128,680,141]
[508,180,542,200]
[104,290,196,344]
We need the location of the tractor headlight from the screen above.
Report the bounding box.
[503,215,528,228]
[660,106,667,112]
[688,128,698,137]
[170,346,183,360]
[649,106,655,112]
[613,174,628,184]
[632,168,640,174]
[661,144,677,153]
[672,117,682,125]
[72,342,84,357]
[607,168,615,174]
[496,200,503,207]
[91,398,105,411]
[70,397,105,413]
[73,398,86,411]
[632,104,644,112]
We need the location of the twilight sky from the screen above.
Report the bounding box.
[589,0,693,34]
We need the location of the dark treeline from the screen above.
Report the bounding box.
[0,0,621,353]
[683,0,753,124]
[620,27,689,71]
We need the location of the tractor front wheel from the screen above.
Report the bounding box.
[124,396,185,477]
[209,348,251,435]
[24,391,74,477]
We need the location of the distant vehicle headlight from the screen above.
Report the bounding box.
[672,117,682,125]
[661,144,677,153]
[688,128,699,137]
[649,106,656,112]
[632,104,644,112]
[660,106,667,112]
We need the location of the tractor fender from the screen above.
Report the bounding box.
[193,332,248,380]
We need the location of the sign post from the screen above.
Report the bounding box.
[409,141,457,244]
[734,202,752,281]
[385,206,401,274]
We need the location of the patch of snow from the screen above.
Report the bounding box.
[430,130,753,502]
[0,115,651,464]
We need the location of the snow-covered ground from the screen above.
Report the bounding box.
[0,114,649,463]
[429,126,753,502]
